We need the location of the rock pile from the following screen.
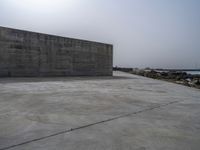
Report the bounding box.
[131,69,200,89]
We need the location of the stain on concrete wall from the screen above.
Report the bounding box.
[0,26,113,77]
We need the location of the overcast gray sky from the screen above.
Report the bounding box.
[0,0,200,69]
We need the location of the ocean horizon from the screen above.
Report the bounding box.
[186,71,200,75]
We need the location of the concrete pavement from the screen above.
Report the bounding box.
[0,71,200,150]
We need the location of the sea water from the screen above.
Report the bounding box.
[186,71,200,75]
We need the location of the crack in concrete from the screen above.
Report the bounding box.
[0,100,180,150]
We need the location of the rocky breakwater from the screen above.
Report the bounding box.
[131,68,200,89]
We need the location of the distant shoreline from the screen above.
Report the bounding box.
[113,67,200,89]
[154,69,200,72]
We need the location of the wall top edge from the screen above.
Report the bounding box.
[0,26,113,47]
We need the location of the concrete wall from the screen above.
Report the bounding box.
[0,26,113,77]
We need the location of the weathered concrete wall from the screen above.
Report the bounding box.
[0,26,113,77]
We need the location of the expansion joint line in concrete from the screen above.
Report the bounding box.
[0,100,180,150]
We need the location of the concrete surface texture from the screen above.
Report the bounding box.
[0,71,200,150]
[0,26,113,77]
